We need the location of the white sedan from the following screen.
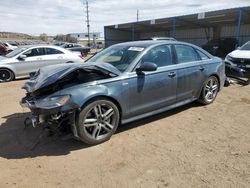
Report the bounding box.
[0,45,84,82]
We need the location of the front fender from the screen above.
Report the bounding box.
[51,80,129,118]
[70,85,109,108]
[0,64,16,75]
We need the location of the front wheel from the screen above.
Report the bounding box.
[0,69,14,82]
[198,76,219,105]
[76,99,120,145]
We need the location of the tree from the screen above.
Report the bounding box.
[54,34,77,43]
[39,33,48,42]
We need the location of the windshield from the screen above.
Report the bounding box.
[240,42,250,51]
[6,47,27,58]
[86,45,144,72]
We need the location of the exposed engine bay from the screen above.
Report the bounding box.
[20,63,120,139]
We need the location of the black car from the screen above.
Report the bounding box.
[202,38,238,58]
[61,43,91,56]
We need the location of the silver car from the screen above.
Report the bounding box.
[0,45,84,82]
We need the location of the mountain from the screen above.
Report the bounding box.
[0,32,36,39]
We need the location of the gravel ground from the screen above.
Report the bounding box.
[0,80,249,188]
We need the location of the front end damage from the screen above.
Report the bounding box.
[20,63,120,139]
[20,94,79,138]
[225,55,250,85]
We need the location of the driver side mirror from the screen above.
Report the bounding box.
[136,62,158,73]
[18,54,27,61]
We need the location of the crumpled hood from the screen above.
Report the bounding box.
[22,62,121,93]
[229,50,250,59]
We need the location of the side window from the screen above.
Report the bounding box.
[175,45,200,63]
[24,48,44,57]
[141,45,172,68]
[196,50,210,60]
[74,44,81,47]
[45,48,64,55]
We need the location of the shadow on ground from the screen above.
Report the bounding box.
[0,102,200,159]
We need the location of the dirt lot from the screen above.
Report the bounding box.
[0,80,249,188]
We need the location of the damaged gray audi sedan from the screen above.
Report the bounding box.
[21,40,225,145]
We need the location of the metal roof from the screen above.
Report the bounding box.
[105,6,250,33]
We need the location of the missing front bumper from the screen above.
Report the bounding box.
[20,97,80,139]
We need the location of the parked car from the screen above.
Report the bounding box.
[21,40,225,145]
[53,41,66,46]
[2,42,18,52]
[0,45,84,82]
[225,41,250,84]
[0,43,8,56]
[61,43,91,56]
[202,38,238,58]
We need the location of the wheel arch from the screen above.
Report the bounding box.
[198,73,221,99]
[0,67,15,79]
[79,95,123,120]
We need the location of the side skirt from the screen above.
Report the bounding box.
[121,98,197,125]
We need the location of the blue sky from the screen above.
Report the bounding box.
[0,0,249,36]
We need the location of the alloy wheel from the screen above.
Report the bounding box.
[82,103,117,140]
[204,77,218,102]
[0,69,12,82]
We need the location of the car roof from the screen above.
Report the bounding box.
[19,44,59,48]
[114,40,186,48]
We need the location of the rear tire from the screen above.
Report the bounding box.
[0,69,14,82]
[198,76,219,105]
[76,99,120,145]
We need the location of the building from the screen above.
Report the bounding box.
[69,32,104,47]
[69,32,101,40]
[104,6,250,48]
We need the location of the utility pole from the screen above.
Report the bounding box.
[137,9,139,22]
[86,1,90,46]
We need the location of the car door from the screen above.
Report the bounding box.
[42,47,67,65]
[128,45,177,117]
[174,44,207,102]
[14,47,45,76]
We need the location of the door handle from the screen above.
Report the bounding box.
[199,66,205,71]
[36,57,42,60]
[168,72,176,78]
[58,56,63,59]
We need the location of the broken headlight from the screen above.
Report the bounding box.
[38,95,70,109]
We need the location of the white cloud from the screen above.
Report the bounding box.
[0,0,249,36]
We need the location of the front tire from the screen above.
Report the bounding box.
[0,69,14,82]
[76,99,120,145]
[198,76,219,105]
